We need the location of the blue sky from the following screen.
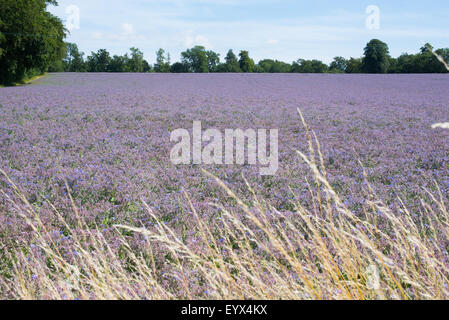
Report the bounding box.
[49,0,449,64]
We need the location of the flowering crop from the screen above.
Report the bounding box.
[0,73,448,299]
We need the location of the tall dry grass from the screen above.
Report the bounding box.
[0,110,448,300]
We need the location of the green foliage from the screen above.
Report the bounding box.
[393,45,448,73]
[258,59,291,73]
[64,42,86,72]
[362,39,390,73]
[142,60,152,73]
[329,56,347,73]
[0,18,5,59]
[109,54,130,72]
[206,50,220,72]
[5,30,447,77]
[84,47,151,73]
[87,49,111,72]
[181,46,210,73]
[0,0,66,85]
[239,50,255,73]
[127,47,146,72]
[170,62,189,73]
[154,48,171,73]
[47,59,65,72]
[217,50,241,72]
[291,59,328,73]
[345,58,362,73]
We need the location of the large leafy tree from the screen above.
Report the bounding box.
[329,56,347,73]
[361,39,390,73]
[170,62,189,73]
[217,49,241,72]
[65,42,86,72]
[87,49,111,72]
[181,46,209,73]
[258,59,291,73]
[395,47,449,73]
[109,54,130,72]
[206,50,220,72]
[345,57,362,73]
[0,0,66,84]
[239,50,255,73]
[291,59,328,73]
[154,48,171,73]
[127,47,145,72]
[180,46,219,73]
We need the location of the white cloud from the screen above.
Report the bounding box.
[90,23,145,42]
[121,23,135,36]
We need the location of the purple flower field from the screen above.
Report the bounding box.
[0,73,448,299]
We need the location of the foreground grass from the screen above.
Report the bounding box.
[0,111,448,300]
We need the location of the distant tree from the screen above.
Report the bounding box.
[258,59,291,73]
[329,56,347,73]
[239,50,255,72]
[258,59,273,73]
[387,57,399,73]
[0,0,66,84]
[420,43,433,54]
[64,43,86,72]
[396,45,449,73]
[433,48,449,72]
[225,50,238,65]
[181,46,209,73]
[170,62,189,73]
[109,54,129,72]
[417,45,448,73]
[206,50,220,72]
[252,64,264,73]
[396,53,417,73]
[217,49,241,72]
[142,60,152,72]
[87,49,112,72]
[291,59,328,73]
[361,39,390,73]
[127,47,145,72]
[345,57,362,73]
[154,48,171,72]
[291,59,305,73]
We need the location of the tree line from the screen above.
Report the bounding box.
[52,40,449,75]
[1,1,448,85]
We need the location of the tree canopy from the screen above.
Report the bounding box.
[362,39,390,73]
[291,59,328,73]
[9,36,448,77]
[238,50,255,73]
[0,0,66,85]
[181,46,210,73]
[154,48,170,73]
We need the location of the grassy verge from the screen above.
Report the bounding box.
[0,73,47,88]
